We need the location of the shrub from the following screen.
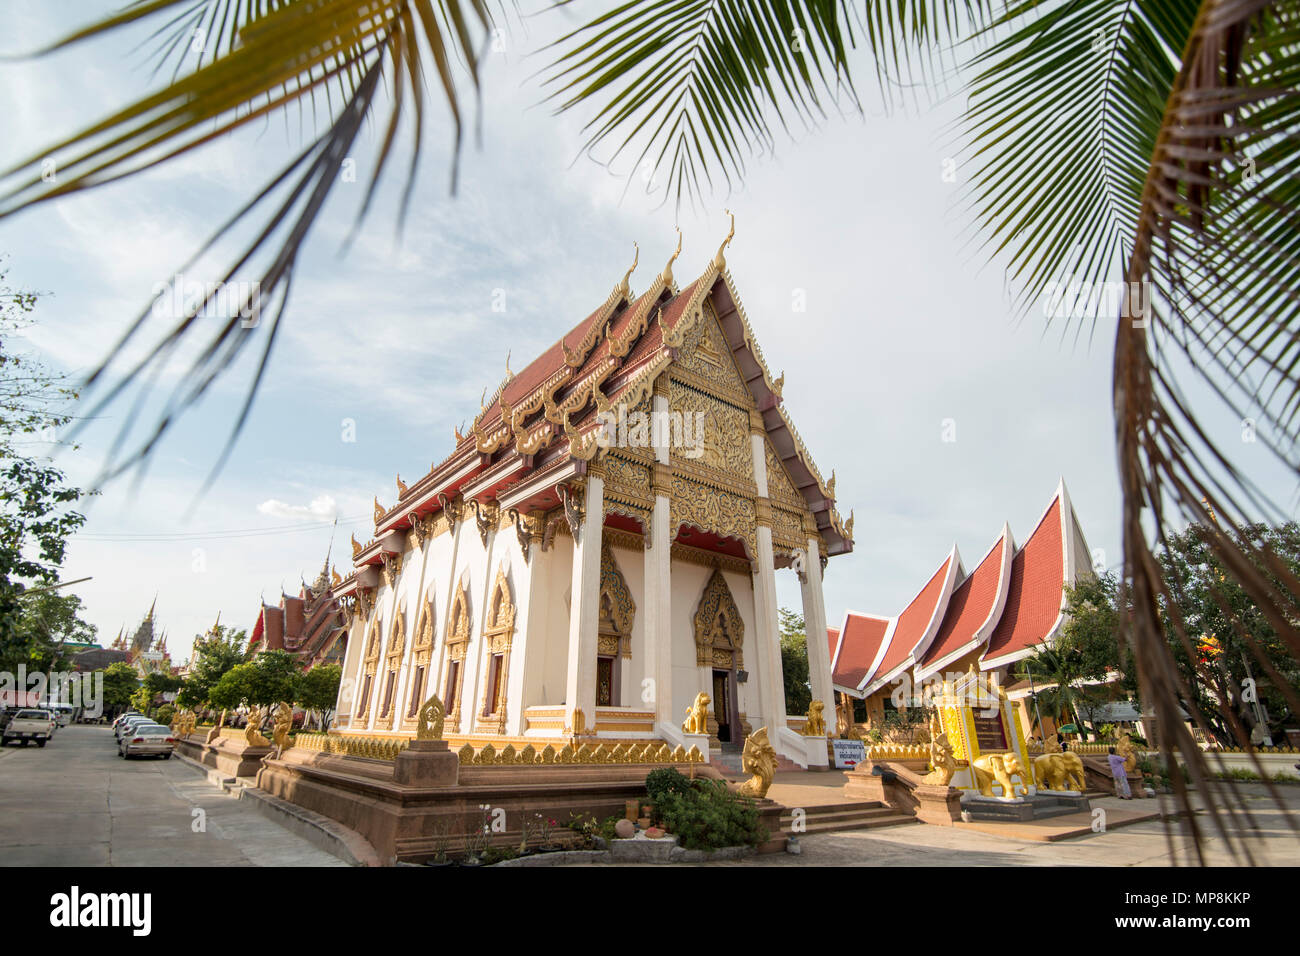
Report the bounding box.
[653,779,768,851]
[645,766,692,802]
[153,704,175,726]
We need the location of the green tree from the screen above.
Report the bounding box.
[297,663,342,731]
[7,589,96,674]
[0,265,87,656]
[778,607,812,717]
[99,661,139,716]
[208,664,253,715]
[246,650,303,708]
[178,624,247,711]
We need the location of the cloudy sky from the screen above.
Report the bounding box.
[1,2,1289,663]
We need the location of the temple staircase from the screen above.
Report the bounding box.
[781,801,916,835]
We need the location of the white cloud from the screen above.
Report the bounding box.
[257,495,339,522]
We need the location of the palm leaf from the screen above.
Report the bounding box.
[1,0,492,485]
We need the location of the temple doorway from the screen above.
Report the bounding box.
[713,669,735,743]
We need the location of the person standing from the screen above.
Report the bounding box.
[1108,746,1132,799]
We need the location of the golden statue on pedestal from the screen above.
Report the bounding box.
[736,727,777,799]
[803,700,826,737]
[272,701,292,751]
[682,692,710,735]
[920,715,957,786]
[1116,730,1141,772]
[417,694,446,740]
[971,752,1029,797]
[244,706,270,747]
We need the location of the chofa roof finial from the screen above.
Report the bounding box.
[617,241,639,299]
[661,228,682,287]
[713,209,735,272]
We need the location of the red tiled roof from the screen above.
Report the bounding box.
[864,553,953,692]
[827,627,840,662]
[831,614,890,689]
[917,529,1009,677]
[982,496,1065,667]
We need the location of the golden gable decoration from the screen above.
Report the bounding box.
[693,567,745,669]
[598,543,636,659]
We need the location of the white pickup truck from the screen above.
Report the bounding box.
[2,708,54,747]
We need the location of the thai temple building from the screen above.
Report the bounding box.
[105,598,175,675]
[829,481,1092,738]
[248,561,349,669]
[330,226,852,767]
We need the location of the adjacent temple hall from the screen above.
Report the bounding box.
[331,223,853,767]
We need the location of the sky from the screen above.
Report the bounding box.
[1,2,1290,664]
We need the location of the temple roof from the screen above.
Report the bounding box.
[359,226,852,565]
[833,480,1089,697]
[914,524,1013,681]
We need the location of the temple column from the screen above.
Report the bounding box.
[563,472,603,733]
[801,534,834,713]
[645,389,674,725]
[752,515,788,736]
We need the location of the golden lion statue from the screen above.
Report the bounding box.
[803,700,826,737]
[971,752,1029,797]
[736,727,778,799]
[1116,731,1141,773]
[244,706,270,747]
[682,692,710,735]
[417,693,446,740]
[272,701,292,751]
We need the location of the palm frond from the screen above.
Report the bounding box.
[1,0,491,485]
[540,0,863,207]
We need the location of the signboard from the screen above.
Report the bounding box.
[832,738,866,769]
[971,714,1007,753]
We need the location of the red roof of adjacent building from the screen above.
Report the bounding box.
[862,552,955,692]
[981,494,1067,667]
[829,481,1087,696]
[916,527,1011,678]
[831,614,890,689]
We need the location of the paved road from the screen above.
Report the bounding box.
[0,724,345,866]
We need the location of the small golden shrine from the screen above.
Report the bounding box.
[935,665,1031,796]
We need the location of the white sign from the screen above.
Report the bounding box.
[832,739,865,769]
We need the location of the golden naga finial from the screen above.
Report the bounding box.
[396,474,408,497]
[374,497,386,524]
[771,369,784,398]
[712,208,735,272]
[351,533,363,558]
[504,349,514,381]
[479,386,488,415]
[330,566,342,587]
[736,727,777,799]
[827,469,836,498]
[660,228,682,287]
[845,509,854,540]
[416,693,446,740]
[616,241,639,299]
[454,421,465,443]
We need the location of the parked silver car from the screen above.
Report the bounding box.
[118,723,178,758]
[115,715,153,741]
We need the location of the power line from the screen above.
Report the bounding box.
[76,512,370,542]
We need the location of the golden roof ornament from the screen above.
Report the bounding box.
[771,369,784,399]
[845,509,854,540]
[396,474,408,497]
[827,469,836,498]
[373,497,386,524]
[712,209,734,272]
[616,241,639,299]
[660,228,682,288]
[330,566,342,587]
[504,350,514,383]
[454,421,465,444]
[351,533,363,558]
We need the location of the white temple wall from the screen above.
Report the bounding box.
[608,543,646,708]
[666,561,760,730]
[535,534,575,705]
[335,611,366,724]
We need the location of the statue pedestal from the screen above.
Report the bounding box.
[913,784,963,826]
[393,739,459,788]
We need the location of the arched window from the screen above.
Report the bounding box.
[477,566,516,734]
[403,592,436,727]
[356,615,382,721]
[377,608,406,729]
[441,582,471,730]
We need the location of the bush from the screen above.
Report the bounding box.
[645,767,692,802]
[153,704,175,726]
[653,779,768,851]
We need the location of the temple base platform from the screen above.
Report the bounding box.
[960,791,1090,822]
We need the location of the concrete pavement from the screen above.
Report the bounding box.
[0,723,345,866]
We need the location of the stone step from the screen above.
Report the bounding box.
[780,801,916,834]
